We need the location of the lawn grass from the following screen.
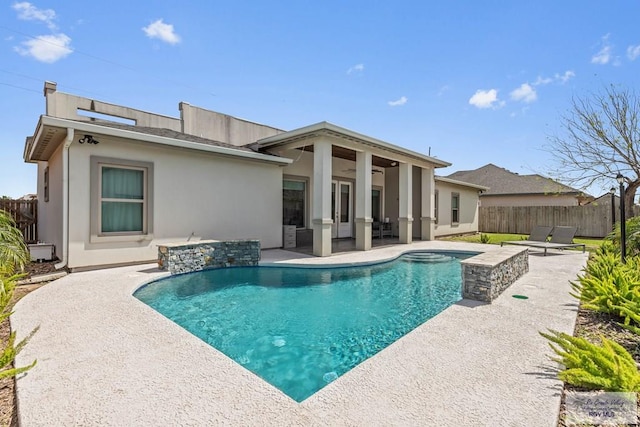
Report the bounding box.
[439,233,603,253]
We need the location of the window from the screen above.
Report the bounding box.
[91,157,153,238]
[371,189,381,222]
[283,180,305,228]
[434,190,438,224]
[44,167,49,202]
[451,193,460,224]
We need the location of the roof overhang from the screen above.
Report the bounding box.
[256,122,451,169]
[435,176,489,191]
[24,116,292,166]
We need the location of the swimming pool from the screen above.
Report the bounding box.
[134,251,476,402]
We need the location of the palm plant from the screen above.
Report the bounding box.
[606,216,640,258]
[0,210,28,276]
[0,209,36,379]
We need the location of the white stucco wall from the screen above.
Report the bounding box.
[36,147,63,258]
[65,136,283,270]
[180,103,283,146]
[480,194,579,207]
[434,181,480,237]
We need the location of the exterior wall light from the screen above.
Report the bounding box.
[78,134,99,144]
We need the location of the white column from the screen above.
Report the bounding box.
[312,139,333,256]
[421,167,435,240]
[398,162,413,243]
[355,151,372,250]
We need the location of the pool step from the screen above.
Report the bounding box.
[402,253,453,263]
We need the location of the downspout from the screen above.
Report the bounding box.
[55,128,74,270]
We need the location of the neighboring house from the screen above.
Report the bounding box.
[434,177,487,236]
[447,163,591,207]
[23,82,484,270]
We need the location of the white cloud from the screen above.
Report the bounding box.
[347,63,364,74]
[533,70,575,86]
[143,19,181,45]
[468,89,501,109]
[555,70,575,83]
[12,2,57,30]
[14,33,72,63]
[510,83,537,103]
[592,34,613,64]
[533,76,553,86]
[627,45,640,61]
[388,96,407,107]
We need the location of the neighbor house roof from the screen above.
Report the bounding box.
[446,163,586,197]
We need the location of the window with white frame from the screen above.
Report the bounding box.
[434,190,438,224]
[283,179,306,228]
[451,192,460,224]
[91,157,153,237]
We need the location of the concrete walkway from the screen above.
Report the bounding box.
[12,241,587,426]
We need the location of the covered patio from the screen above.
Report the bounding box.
[257,122,451,257]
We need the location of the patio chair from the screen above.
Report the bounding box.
[372,221,393,238]
[501,225,586,255]
[500,225,553,248]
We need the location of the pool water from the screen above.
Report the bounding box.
[134,251,473,402]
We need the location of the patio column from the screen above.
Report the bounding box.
[420,166,435,240]
[312,139,333,256]
[355,151,372,251]
[398,162,413,244]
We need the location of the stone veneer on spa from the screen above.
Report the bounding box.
[157,239,261,275]
[460,247,529,302]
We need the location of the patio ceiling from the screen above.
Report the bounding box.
[299,145,397,168]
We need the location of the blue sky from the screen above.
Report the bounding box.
[1,1,639,198]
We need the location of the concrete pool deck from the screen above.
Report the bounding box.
[12,241,587,426]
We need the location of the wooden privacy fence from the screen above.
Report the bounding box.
[479,205,615,238]
[0,199,37,243]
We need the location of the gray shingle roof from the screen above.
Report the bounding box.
[446,163,584,196]
[71,119,257,153]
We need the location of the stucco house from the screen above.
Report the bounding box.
[447,163,591,207]
[23,82,484,271]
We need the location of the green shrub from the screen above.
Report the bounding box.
[606,216,640,258]
[0,271,37,380]
[540,329,640,392]
[570,251,640,330]
[0,210,36,379]
[479,233,491,244]
[0,210,29,276]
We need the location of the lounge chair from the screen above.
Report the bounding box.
[502,226,586,256]
[501,226,553,248]
[540,226,586,254]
